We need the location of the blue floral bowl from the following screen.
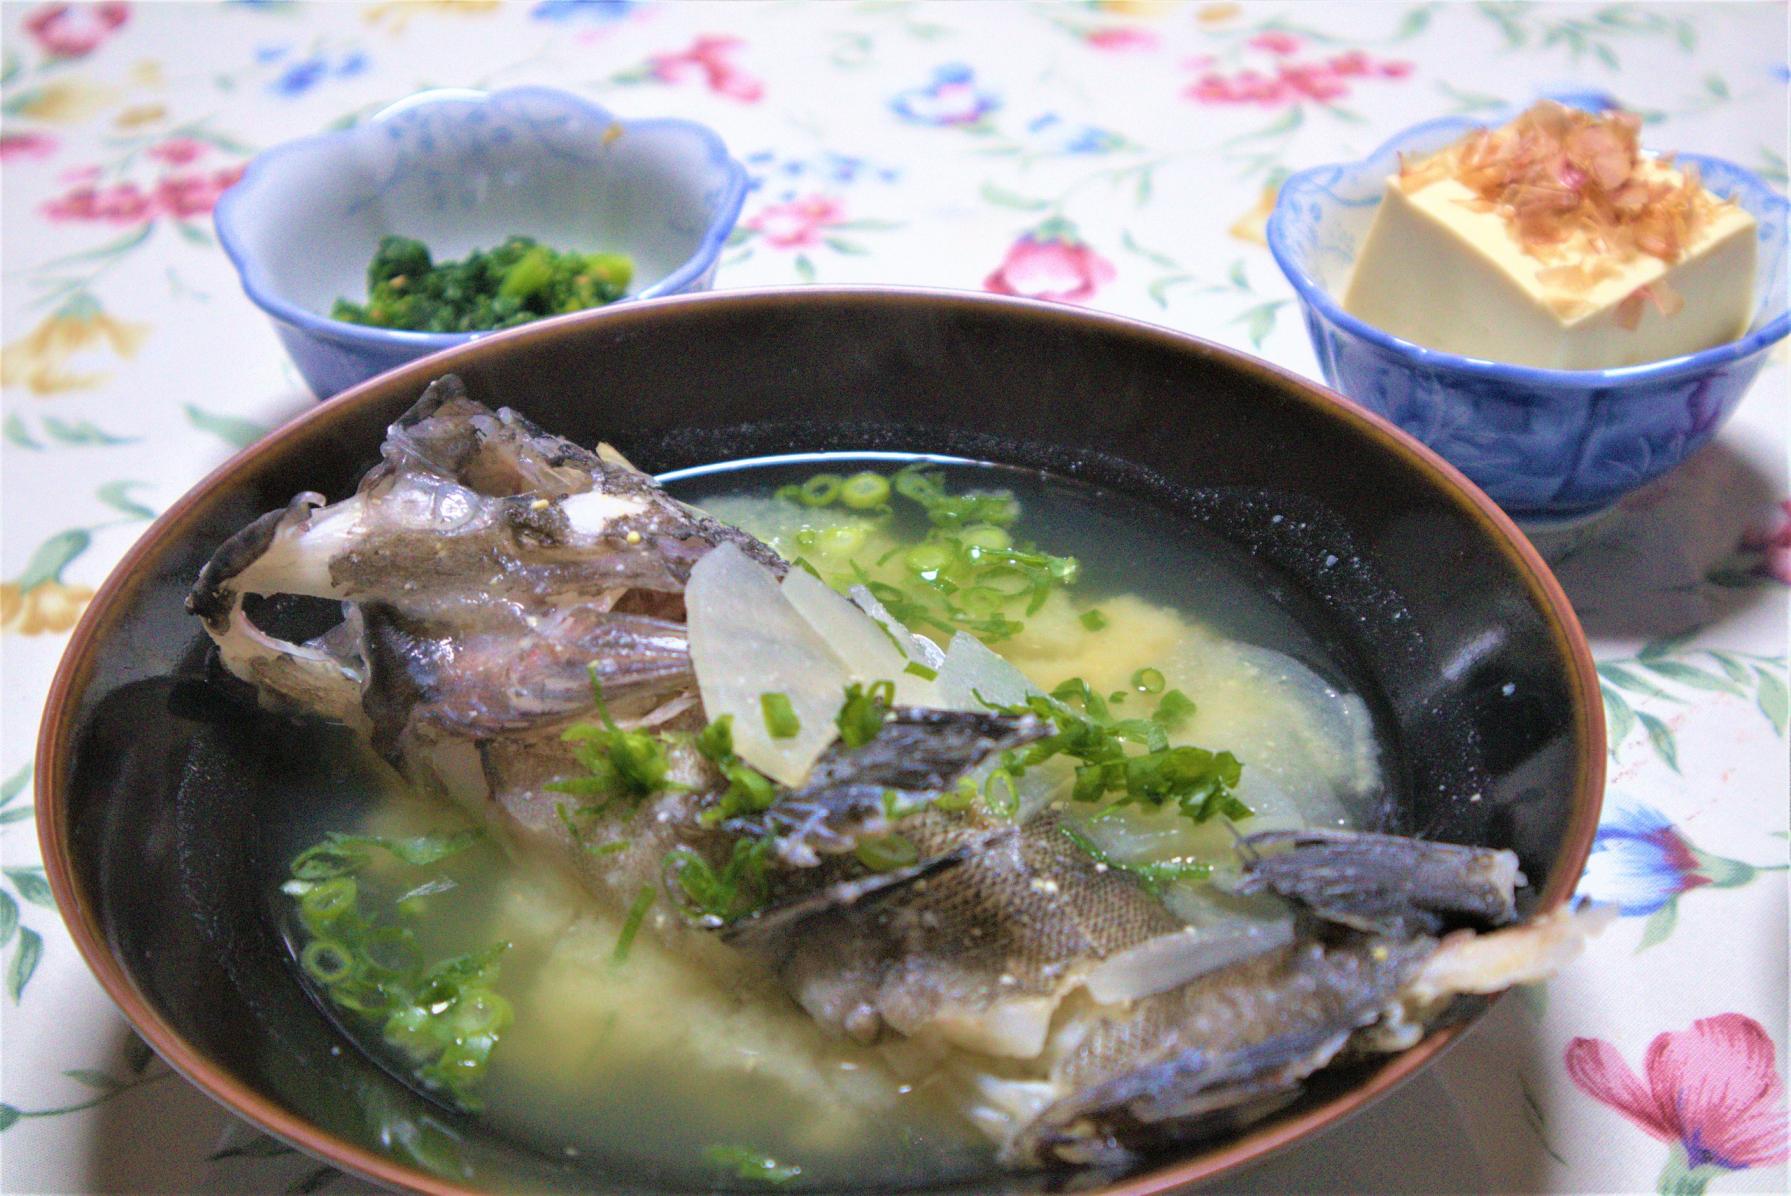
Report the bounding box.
[214,86,747,399]
[1266,95,1789,523]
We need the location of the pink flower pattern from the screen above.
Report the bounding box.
[1184,37,1412,106]
[648,35,763,103]
[1739,500,1791,585]
[984,219,1116,305]
[42,164,242,225]
[22,2,128,59]
[1085,27,1159,52]
[1567,1014,1788,1184]
[744,194,845,250]
[0,132,59,163]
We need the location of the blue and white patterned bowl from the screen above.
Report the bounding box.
[1266,94,1789,522]
[214,86,747,398]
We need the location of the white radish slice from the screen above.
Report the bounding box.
[848,585,945,672]
[1081,919,1295,1004]
[781,568,938,706]
[686,543,850,787]
[933,631,1042,713]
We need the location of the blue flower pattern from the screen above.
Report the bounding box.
[530,0,637,22]
[890,64,1000,128]
[1578,802,1703,917]
[258,46,370,98]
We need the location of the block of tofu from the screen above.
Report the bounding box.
[1343,112,1757,370]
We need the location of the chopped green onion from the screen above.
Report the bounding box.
[760,692,801,739]
[903,542,954,577]
[301,939,354,985]
[837,681,893,749]
[612,885,655,964]
[1059,824,1213,896]
[892,465,944,505]
[1152,689,1197,730]
[1080,608,1109,631]
[903,660,938,681]
[840,471,892,509]
[1132,667,1166,694]
[935,776,978,812]
[704,1145,802,1185]
[815,524,867,557]
[798,473,844,507]
[855,834,919,872]
[557,667,682,797]
[299,876,358,929]
[665,838,775,922]
[983,769,1020,819]
[588,840,630,858]
[448,988,513,1037]
[959,524,1012,552]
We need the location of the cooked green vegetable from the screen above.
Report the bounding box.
[331,235,633,333]
[839,471,892,510]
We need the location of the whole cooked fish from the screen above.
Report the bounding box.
[191,376,1600,1171]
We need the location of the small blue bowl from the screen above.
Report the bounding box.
[215,87,747,399]
[1267,93,1789,522]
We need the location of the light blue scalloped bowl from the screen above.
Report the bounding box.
[215,87,748,399]
[1267,92,1789,522]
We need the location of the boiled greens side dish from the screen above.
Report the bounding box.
[331,235,633,333]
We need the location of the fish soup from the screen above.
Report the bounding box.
[272,450,1382,1188]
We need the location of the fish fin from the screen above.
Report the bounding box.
[763,709,1049,863]
[1008,1023,1352,1169]
[1235,828,1522,935]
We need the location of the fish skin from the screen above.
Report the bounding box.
[732,806,1190,1054]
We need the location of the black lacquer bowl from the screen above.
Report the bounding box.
[39,288,1603,1195]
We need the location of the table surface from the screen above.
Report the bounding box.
[2,2,1786,1193]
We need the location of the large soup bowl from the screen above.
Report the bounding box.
[38,288,1603,1194]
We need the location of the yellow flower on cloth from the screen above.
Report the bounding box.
[365,0,499,30]
[1195,3,1241,24]
[1,530,96,636]
[1228,170,1288,246]
[1,297,150,395]
[12,77,115,124]
[114,103,168,131]
[1091,0,1177,16]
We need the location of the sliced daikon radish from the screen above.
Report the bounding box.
[781,568,937,706]
[686,543,849,786]
[848,585,945,672]
[933,631,1042,713]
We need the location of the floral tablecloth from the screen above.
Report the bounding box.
[2,2,1786,1193]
